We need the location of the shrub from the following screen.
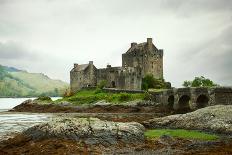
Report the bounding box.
[63,89,74,97]
[97,80,107,89]
[142,74,168,90]
[36,96,52,101]
[144,92,152,100]
[118,93,131,102]
[94,88,103,94]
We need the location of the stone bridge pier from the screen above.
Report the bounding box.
[150,87,232,113]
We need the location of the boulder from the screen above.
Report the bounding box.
[143,105,232,134]
[23,117,145,145]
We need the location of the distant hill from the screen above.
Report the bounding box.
[0,65,69,97]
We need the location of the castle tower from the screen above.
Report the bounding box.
[122,38,163,79]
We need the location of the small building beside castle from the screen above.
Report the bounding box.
[70,38,164,93]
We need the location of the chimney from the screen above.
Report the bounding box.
[147,38,152,44]
[131,42,137,47]
[147,38,153,49]
[107,64,111,68]
[89,61,93,65]
[74,63,78,68]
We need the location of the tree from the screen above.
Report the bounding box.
[182,76,218,88]
[183,81,192,87]
[142,74,169,90]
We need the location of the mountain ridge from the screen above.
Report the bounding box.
[0,65,68,97]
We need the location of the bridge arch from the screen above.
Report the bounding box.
[196,94,209,109]
[177,95,191,113]
[167,95,174,109]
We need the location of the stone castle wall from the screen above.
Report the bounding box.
[96,66,142,90]
[70,38,163,92]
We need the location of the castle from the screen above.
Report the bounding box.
[70,38,163,92]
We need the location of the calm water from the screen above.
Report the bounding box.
[0,97,60,141]
[0,97,61,111]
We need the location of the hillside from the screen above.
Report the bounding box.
[0,65,68,97]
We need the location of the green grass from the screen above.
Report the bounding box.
[148,89,167,92]
[56,89,145,105]
[145,129,219,141]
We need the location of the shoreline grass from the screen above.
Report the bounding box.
[145,129,219,141]
[55,89,145,105]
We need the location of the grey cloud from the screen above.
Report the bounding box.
[176,24,232,86]
[85,0,232,18]
[162,0,232,16]
[0,0,231,86]
[0,41,37,60]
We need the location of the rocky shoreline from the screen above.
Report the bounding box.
[0,99,232,154]
[9,99,173,115]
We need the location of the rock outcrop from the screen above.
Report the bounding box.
[23,117,145,145]
[144,105,232,134]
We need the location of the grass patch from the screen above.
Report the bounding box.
[56,89,145,105]
[145,129,219,141]
[148,89,167,92]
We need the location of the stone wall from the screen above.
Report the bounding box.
[102,88,145,94]
[96,66,121,88]
[149,87,232,112]
[213,87,232,105]
[96,66,142,90]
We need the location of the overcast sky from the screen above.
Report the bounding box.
[0,0,231,87]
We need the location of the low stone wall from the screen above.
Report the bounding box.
[102,88,145,94]
[81,87,145,94]
[213,87,232,105]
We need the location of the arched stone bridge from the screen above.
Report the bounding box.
[150,87,232,112]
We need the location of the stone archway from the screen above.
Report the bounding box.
[167,95,174,110]
[177,95,191,113]
[196,94,209,109]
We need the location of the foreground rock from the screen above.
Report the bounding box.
[1,133,232,155]
[23,117,145,145]
[144,105,232,134]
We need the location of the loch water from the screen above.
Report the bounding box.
[0,97,60,141]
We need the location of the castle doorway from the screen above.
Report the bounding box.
[111,81,116,88]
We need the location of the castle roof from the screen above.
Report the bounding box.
[125,42,158,54]
[72,64,89,72]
